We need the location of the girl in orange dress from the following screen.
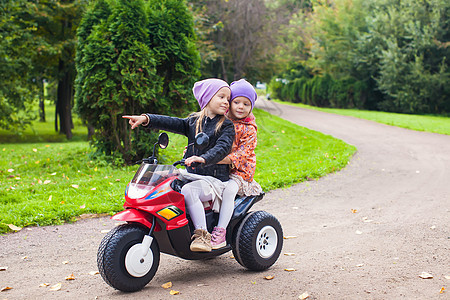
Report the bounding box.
[211,79,262,249]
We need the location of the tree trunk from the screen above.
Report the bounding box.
[56,59,73,140]
[220,57,228,82]
[87,123,95,140]
[38,78,46,122]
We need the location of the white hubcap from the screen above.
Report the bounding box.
[256,226,278,258]
[125,243,153,277]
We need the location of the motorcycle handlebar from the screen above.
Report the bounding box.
[173,159,203,168]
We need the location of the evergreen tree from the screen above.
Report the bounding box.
[75,0,200,163]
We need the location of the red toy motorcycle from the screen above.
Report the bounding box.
[97,133,283,292]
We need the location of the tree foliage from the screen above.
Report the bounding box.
[0,0,41,131]
[75,0,200,164]
[190,0,304,82]
[0,0,87,135]
[271,0,450,114]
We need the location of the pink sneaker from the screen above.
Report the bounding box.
[211,226,226,249]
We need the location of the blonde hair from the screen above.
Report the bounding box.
[191,109,226,135]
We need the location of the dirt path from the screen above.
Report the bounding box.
[1,100,449,299]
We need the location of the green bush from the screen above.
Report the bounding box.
[273,70,370,110]
[75,0,200,164]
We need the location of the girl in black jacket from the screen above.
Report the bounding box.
[123,78,235,252]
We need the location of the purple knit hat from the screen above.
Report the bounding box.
[230,79,257,110]
[192,78,229,110]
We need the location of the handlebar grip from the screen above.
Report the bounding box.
[173,159,204,168]
[173,159,185,167]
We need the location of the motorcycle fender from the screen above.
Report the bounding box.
[111,209,161,231]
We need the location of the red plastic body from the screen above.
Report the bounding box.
[112,176,189,231]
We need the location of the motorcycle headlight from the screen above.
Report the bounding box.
[156,205,183,221]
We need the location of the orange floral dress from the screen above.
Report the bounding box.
[226,113,262,196]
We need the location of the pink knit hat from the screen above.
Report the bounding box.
[192,78,230,110]
[230,79,257,110]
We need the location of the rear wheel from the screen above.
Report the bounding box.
[97,224,160,292]
[232,211,283,271]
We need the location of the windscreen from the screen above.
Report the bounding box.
[128,164,179,199]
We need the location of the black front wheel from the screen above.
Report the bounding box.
[232,211,283,271]
[97,224,160,292]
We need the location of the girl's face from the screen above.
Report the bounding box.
[205,87,230,118]
[228,96,252,120]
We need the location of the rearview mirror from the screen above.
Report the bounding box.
[158,132,169,149]
[194,132,209,150]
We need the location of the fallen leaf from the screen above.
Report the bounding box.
[89,271,99,276]
[230,255,235,259]
[440,287,445,294]
[284,268,296,272]
[71,184,79,189]
[419,272,433,279]
[62,261,69,265]
[21,256,28,259]
[65,273,75,280]
[169,290,179,295]
[299,291,309,299]
[49,283,62,291]
[356,264,364,267]
[1,286,12,292]
[161,282,173,289]
[79,204,86,209]
[8,224,22,231]
[351,209,358,213]
[0,266,7,271]
[115,179,120,182]
[283,236,297,239]
[264,275,274,280]
[284,253,296,256]
[39,283,50,287]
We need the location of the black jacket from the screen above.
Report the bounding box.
[145,113,235,181]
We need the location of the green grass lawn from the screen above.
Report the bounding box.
[272,99,450,135]
[0,101,87,143]
[0,105,356,233]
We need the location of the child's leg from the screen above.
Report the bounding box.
[181,180,214,252]
[211,179,239,249]
[181,180,213,230]
[217,179,239,229]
